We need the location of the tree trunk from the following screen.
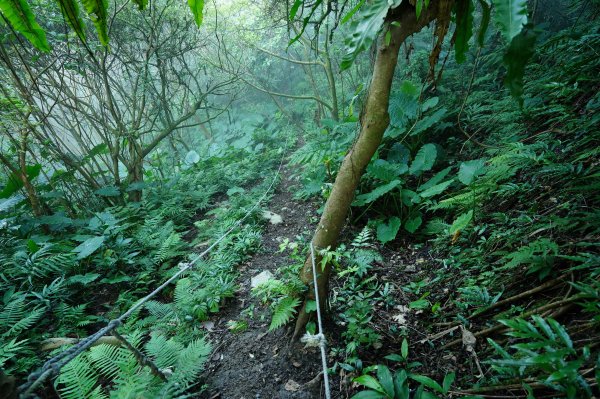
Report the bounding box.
[293,2,446,339]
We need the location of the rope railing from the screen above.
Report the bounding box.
[309,242,332,399]
[18,137,290,399]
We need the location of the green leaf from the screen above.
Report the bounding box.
[367,159,408,183]
[353,375,385,393]
[0,164,41,199]
[418,167,452,192]
[409,144,437,175]
[404,214,422,233]
[55,0,86,41]
[67,273,101,285]
[449,210,473,235]
[341,0,401,70]
[458,159,486,185]
[351,391,387,399]
[384,354,404,362]
[377,365,395,397]
[409,108,447,137]
[94,186,120,197]
[289,0,302,20]
[454,0,474,63]
[547,318,573,349]
[477,0,491,46]
[409,374,444,393]
[187,0,204,27]
[73,236,105,259]
[80,0,109,45]
[394,370,409,398]
[409,298,429,309]
[0,0,50,51]
[353,180,401,206]
[442,372,455,393]
[419,180,453,198]
[491,0,528,42]
[341,0,366,24]
[131,0,147,10]
[376,217,401,244]
[401,338,409,359]
[503,27,536,105]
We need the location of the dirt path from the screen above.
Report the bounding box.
[199,167,333,399]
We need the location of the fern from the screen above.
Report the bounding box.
[5,306,44,337]
[56,354,106,399]
[0,338,29,368]
[145,334,184,369]
[269,297,300,331]
[352,226,373,248]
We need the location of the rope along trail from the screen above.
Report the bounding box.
[309,242,332,399]
[18,137,291,398]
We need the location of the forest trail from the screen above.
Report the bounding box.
[199,166,332,399]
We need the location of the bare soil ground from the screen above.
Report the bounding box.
[199,167,341,399]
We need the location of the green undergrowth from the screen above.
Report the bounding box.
[0,119,292,397]
[279,20,599,399]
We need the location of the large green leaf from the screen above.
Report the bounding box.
[376,217,401,244]
[503,27,536,105]
[341,0,401,70]
[55,0,86,41]
[0,0,50,51]
[367,159,408,183]
[376,365,395,397]
[80,0,109,45]
[458,159,486,185]
[353,180,401,206]
[419,179,453,198]
[454,0,474,63]
[404,214,422,233]
[73,235,105,259]
[0,164,42,199]
[187,0,204,27]
[418,166,452,192]
[353,375,385,392]
[409,144,437,175]
[491,0,528,42]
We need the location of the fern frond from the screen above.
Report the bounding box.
[56,354,106,399]
[269,297,300,331]
[145,334,184,369]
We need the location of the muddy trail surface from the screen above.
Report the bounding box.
[199,167,339,399]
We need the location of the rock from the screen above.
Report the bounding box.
[251,270,274,288]
[284,379,300,392]
[262,210,283,225]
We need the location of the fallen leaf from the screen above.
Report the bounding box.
[200,321,214,332]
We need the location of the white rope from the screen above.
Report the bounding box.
[309,242,332,399]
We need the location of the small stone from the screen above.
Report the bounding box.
[262,210,283,225]
[405,265,416,272]
[284,379,301,392]
[251,271,274,288]
[292,360,302,368]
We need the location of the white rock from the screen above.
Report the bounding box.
[251,270,274,288]
[262,210,283,225]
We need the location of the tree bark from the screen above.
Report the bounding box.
[293,2,447,339]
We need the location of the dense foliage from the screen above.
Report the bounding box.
[0,0,598,398]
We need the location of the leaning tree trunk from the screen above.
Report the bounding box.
[293,2,447,339]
